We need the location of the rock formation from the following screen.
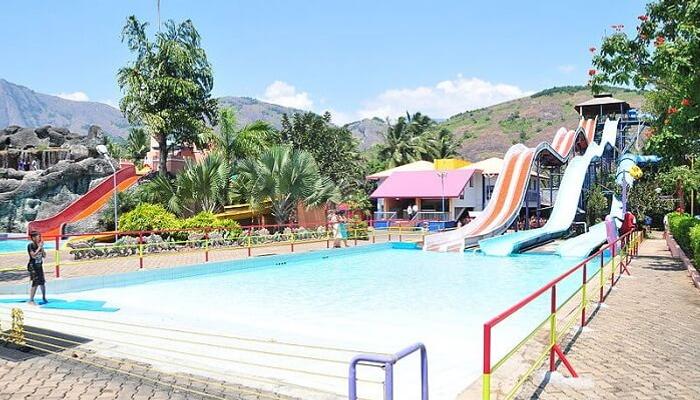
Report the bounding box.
[0,125,117,233]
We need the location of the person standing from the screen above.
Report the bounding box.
[27,231,47,305]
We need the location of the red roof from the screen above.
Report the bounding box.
[370,169,476,199]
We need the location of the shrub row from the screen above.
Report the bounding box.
[118,204,242,238]
[667,212,700,267]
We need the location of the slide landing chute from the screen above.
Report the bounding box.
[423,118,597,252]
[478,119,618,256]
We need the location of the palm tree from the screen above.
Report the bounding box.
[424,128,461,160]
[235,145,340,225]
[176,153,229,214]
[206,108,277,162]
[379,112,435,167]
[141,153,229,216]
[125,127,150,168]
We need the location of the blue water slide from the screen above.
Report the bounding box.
[555,196,623,258]
[478,119,619,256]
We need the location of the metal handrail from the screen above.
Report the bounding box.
[481,230,642,400]
[349,342,428,400]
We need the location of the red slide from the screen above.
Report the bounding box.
[28,164,138,237]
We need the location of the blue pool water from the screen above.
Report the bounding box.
[47,244,597,399]
[0,239,55,253]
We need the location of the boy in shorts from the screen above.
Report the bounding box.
[27,231,47,305]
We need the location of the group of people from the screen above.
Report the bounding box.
[328,210,349,248]
[17,157,39,171]
[515,216,548,231]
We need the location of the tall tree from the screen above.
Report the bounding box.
[424,128,461,159]
[235,145,340,225]
[590,0,700,165]
[280,111,365,195]
[118,16,218,176]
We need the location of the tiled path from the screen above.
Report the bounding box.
[0,345,296,400]
[517,233,700,400]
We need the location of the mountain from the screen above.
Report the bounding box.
[218,96,302,129]
[440,85,646,161]
[0,79,130,137]
[344,118,388,149]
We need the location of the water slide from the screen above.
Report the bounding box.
[423,118,597,252]
[555,152,662,258]
[478,119,619,256]
[27,164,139,237]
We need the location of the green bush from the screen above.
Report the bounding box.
[347,217,369,240]
[118,203,181,233]
[180,212,242,237]
[690,224,700,267]
[667,212,700,255]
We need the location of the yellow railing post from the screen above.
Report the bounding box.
[482,373,491,400]
[10,308,25,346]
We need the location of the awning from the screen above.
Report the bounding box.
[370,169,476,199]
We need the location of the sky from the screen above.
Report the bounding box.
[1,0,649,124]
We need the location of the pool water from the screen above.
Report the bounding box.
[56,246,591,399]
[0,239,55,253]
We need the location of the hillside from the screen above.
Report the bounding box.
[0,79,130,137]
[343,117,388,149]
[440,86,645,161]
[218,96,302,129]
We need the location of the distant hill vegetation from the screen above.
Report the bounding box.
[439,85,645,161]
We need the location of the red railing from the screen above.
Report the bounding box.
[481,229,643,400]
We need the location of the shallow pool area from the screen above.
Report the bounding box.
[0,239,55,254]
[21,243,595,399]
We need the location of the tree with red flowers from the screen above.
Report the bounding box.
[590,0,699,167]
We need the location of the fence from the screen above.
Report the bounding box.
[0,222,429,280]
[481,230,643,400]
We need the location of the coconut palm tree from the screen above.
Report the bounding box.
[235,145,340,225]
[424,128,461,159]
[379,112,434,167]
[206,108,277,162]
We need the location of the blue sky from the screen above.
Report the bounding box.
[1,0,648,123]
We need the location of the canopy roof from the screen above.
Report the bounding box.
[366,160,435,180]
[464,157,504,175]
[370,169,476,199]
[574,94,630,115]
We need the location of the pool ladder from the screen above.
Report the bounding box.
[348,342,429,400]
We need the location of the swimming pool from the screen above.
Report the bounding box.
[0,239,55,254]
[9,244,592,399]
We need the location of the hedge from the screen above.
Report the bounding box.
[667,212,700,267]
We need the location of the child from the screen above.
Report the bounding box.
[27,231,47,305]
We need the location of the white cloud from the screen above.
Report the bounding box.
[54,91,90,102]
[357,75,530,120]
[557,65,576,74]
[261,81,313,110]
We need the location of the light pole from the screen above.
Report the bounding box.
[96,145,119,235]
[437,171,447,219]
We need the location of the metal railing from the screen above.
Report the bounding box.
[349,342,428,400]
[481,230,642,400]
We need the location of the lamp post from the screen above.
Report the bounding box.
[437,171,447,219]
[96,145,119,235]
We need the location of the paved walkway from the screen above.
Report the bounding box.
[0,344,297,400]
[517,233,700,400]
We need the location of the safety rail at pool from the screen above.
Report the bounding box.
[481,229,643,400]
[0,221,431,277]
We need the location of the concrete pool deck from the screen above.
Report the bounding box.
[516,232,700,399]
